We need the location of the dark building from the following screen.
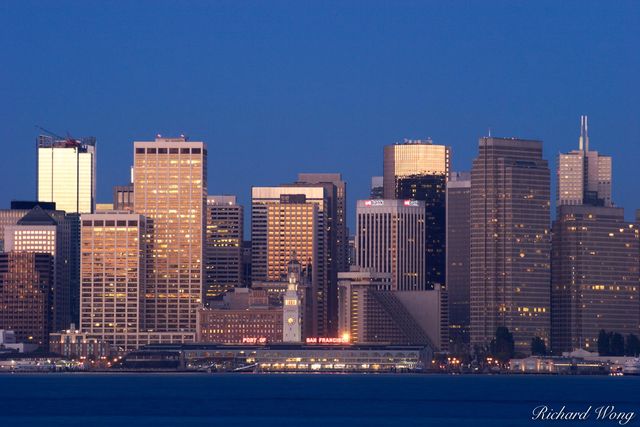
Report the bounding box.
[0,252,54,348]
[551,205,640,354]
[113,184,134,211]
[370,176,384,199]
[446,172,471,352]
[294,174,349,336]
[470,137,551,354]
[383,140,450,289]
[242,241,252,287]
[204,195,243,305]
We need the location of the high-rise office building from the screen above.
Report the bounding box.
[291,173,348,336]
[383,139,450,289]
[204,195,243,305]
[470,137,551,354]
[551,205,639,354]
[355,199,426,291]
[0,252,54,348]
[446,172,471,351]
[77,213,194,350]
[37,135,97,214]
[252,187,326,336]
[3,205,74,332]
[80,213,149,351]
[133,136,207,333]
[557,116,612,207]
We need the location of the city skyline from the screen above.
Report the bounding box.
[1,2,639,227]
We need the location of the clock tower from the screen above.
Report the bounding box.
[283,256,303,342]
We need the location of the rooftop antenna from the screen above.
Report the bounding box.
[579,115,589,151]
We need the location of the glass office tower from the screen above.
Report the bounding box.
[37,135,96,214]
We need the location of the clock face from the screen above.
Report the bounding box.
[287,317,295,325]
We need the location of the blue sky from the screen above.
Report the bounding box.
[1,1,638,227]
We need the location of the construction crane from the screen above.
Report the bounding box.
[35,125,79,147]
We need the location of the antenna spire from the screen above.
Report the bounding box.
[579,115,589,151]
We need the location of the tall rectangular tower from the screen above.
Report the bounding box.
[355,199,426,291]
[470,137,551,354]
[133,137,207,333]
[446,172,471,351]
[252,187,324,335]
[204,195,243,304]
[37,135,96,214]
[383,139,450,289]
[80,213,149,350]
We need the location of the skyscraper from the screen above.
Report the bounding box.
[37,135,97,214]
[551,205,639,354]
[80,212,149,351]
[3,205,73,331]
[470,137,551,354]
[355,199,426,291]
[204,195,243,305]
[291,173,348,335]
[0,252,53,348]
[383,139,450,289]
[133,136,207,333]
[446,172,471,351]
[251,187,325,335]
[79,212,195,350]
[557,116,612,207]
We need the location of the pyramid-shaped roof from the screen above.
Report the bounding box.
[17,205,58,226]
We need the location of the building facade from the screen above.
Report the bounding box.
[445,172,471,352]
[197,288,283,344]
[0,252,53,348]
[37,135,96,214]
[355,199,425,291]
[204,195,243,304]
[551,205,640,353]
[113,184,134,212]
[133,137,207,333]
[383,139,450,289]
[3,205,74,331]
[79,212,148,351]
[470,137,551,354]
[252,187,327,336]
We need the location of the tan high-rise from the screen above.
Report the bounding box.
[80,213,148,349]
[557,116,612,207]
[470,137,551,354]
[134,137,207,332]
[252,187,323,335]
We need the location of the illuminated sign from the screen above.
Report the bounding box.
[403,200,419,207]
[305,337,350,345]
[242,337,267,344]
[364,200,384,206]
